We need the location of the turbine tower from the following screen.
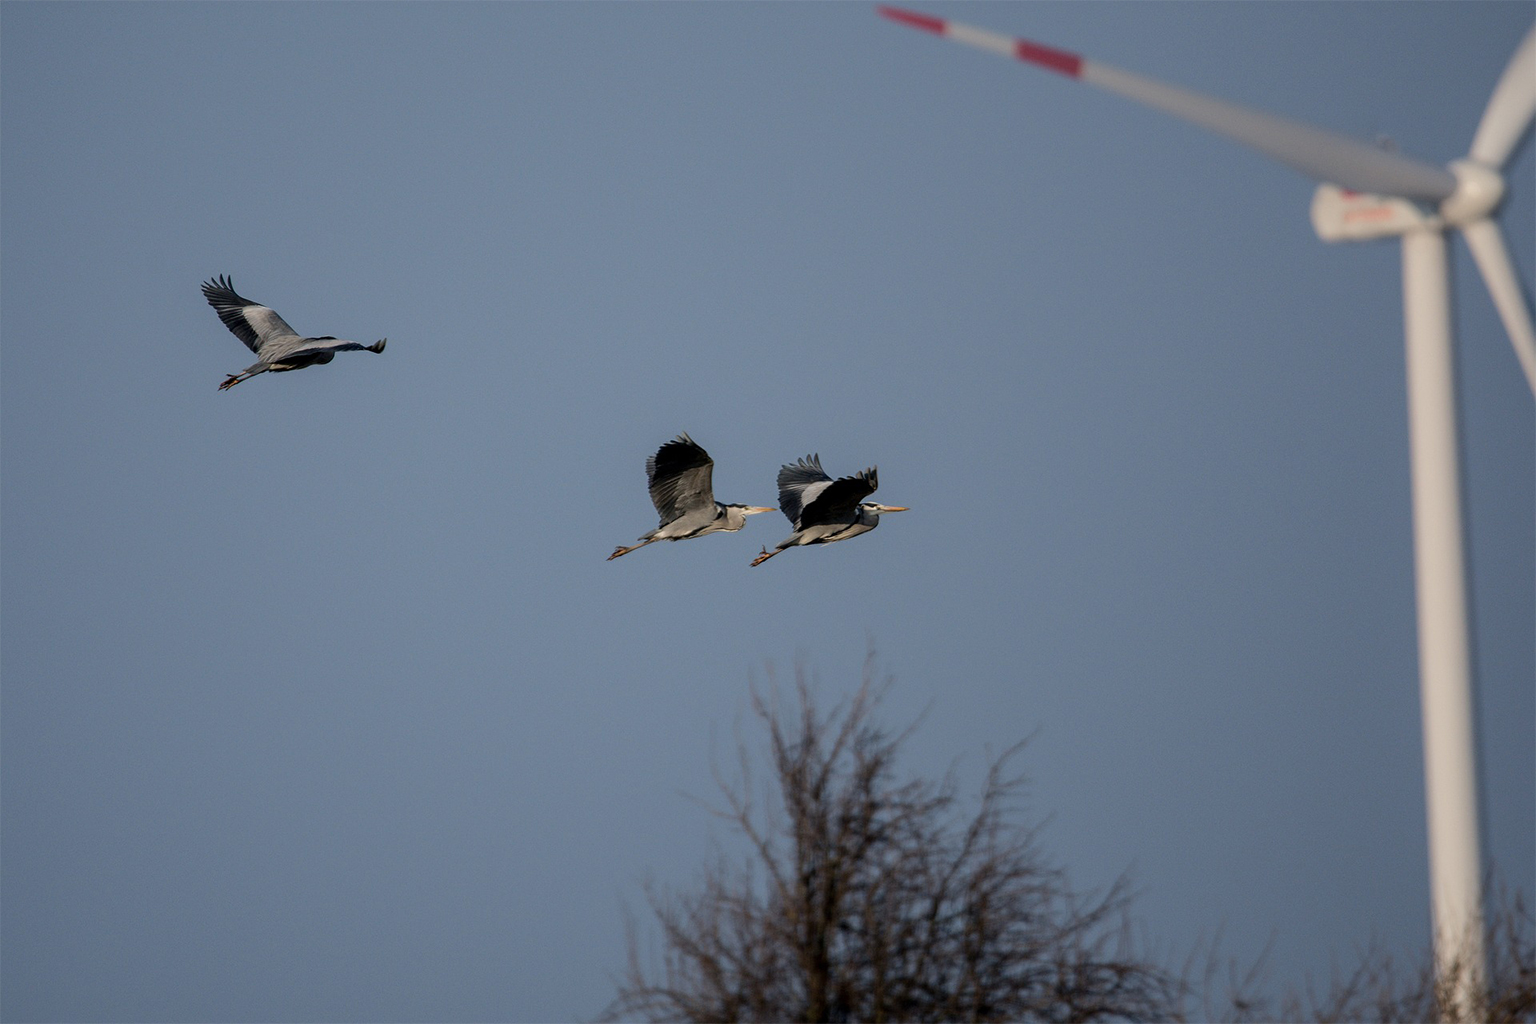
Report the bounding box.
[879,7,1536,1018]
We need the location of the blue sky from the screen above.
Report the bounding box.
[3,3,1531,1021]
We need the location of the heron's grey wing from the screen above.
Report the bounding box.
[776,455,833,527]
[282,336,384,359]
[646,433,716,524]
[202,275,300,353]
[799,468,878,527]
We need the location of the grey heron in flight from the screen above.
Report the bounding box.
[608,434,774,560]
[750,455,908,566]
[202,276,386,390]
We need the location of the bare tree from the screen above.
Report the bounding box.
[606,661,1180,1023]
[1193,877,1533,1024]
[1303,884,1529,1024]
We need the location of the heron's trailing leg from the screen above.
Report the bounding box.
[608,539,657,561]
[218,363,267,391]
[750,546,782,567]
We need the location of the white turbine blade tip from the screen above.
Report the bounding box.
[1469,26,1536,169]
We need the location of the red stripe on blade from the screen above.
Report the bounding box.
[877,6,946,35]
[1015,38,1083,77]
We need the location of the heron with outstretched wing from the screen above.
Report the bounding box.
[609,434,773,560]
[751,454,908,566]
[202,275,386,390]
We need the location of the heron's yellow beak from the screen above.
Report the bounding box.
[746,506,775,515]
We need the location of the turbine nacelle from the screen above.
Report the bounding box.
[1310,183,1431,241]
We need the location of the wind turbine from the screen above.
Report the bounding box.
[878,6,1536,1018]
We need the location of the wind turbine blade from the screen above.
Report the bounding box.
[1469,26,1536,169]
[878,5,1458,201]
[1461,217,1536,395]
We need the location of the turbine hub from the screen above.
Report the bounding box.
[1440,160,1505,226]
